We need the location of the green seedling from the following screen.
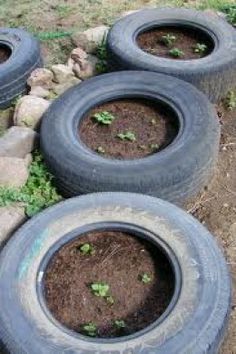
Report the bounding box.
[114,320,126,328]
[194,43,207,55]
[161,34,176,47]
[150,144,159,151]
[225,90,236,111]
[106,295,115,305]
[82,323,97,337]
[139,273,152,284]
[96,34,108,74]
[91,282,110,297]
[93,111,115,125]
[97,146,105,154]
[117,131,136,142]
[79,243,94,255]
[169,48,184,58]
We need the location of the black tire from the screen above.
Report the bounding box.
[40,71,220,204]
[0,28,42,108]
[107,8,236,102]
[0,192,231,353]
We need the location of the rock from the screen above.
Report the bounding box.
[51,64,75,84]
[71,47,88,62]
[13,96,50,130]
[0,206,26,249]
[0,108,13,136]
[29,86,50,98]
[52,77,81,95]
[0,156,30,188]
[27,68,54,89]
[0,126,38,158]
[73,54,99,80]
[72,26,109,54]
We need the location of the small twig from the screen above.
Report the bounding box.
[187,195,216,214]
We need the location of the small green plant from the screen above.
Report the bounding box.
[225,90,236,111]
[82,323,97,337]
[117,131,136,142]
[139,273,152,284]
[97,146,105,154]
[96,35,108,74]
[93,111,115,125]
[194,43,207,55]
[106,295,115,305]
[91,282,110,297]
[161,34,176,47]
[0,152,62,217]
[169,48,184,58]
[114,320,126,328]
[150,144,159,151]
[220,4,236,26]
[79,243,94,255]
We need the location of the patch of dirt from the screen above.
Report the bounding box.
[0,44,11,63]
[186,102,236,354]
[79,98,179,159]
[44,231,175,338]
[137,26,213,60]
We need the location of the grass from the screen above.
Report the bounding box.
[0,151,62,217]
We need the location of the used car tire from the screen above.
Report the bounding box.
[41,71,220,204]
[0,28,42,108]
[107,8,236,102]
[0,192,231,353]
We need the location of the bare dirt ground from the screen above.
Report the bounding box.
[0,0,235,352]
[187,103,236,354]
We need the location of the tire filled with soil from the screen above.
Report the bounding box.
[0,193,231,353]
[137,26,213,60]
[80,98,178,159]
[44,230,174,338]
[41,71,220,204]
[107,8,236,102]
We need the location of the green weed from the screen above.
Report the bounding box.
[194,43,207,55]
[161,34,176,47]
[117,131,136,142]
[82,323,97,337]
[93,111,115,125]
[0,151,62,217]
[225,90,236,111]
[114,320,126,328]
[79,243,95,255]
[169,48,184,58]
[139,273,152,284]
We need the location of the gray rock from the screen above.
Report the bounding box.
[51,64,75,84]
[0,156,30,188]
[0,108,13,136]
[72,26,109,54]
[29,86,51,98]
[0,126,38,158]
[27,68,54,89]
[52,77,81,95]
[13,95,50,130]
[73,54,99,80]
[0,206,26,249]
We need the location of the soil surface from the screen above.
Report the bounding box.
[44,231,174,338]
[185,102,236,354]
[79,98,179,159]
[137,26,213,60]
[0,44,11,64]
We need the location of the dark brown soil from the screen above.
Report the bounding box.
[137,26,213,60]
[79,98,179,159]
[44,231,175,338]
[0,44,11,63]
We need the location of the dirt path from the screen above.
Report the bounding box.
[187,103,236,353]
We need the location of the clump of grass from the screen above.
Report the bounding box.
[96,35,108,74]
[93,111,115,125]
[0,151,62,217]
[117,131,136,142]
[169,48,184,58]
